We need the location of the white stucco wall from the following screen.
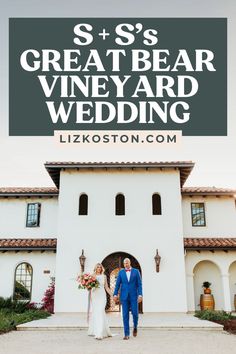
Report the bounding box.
[0,197,58,237]
[54,168,187,313]
[182,196,236,236]
[0,251,56,303]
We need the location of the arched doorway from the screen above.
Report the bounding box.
[102,252,143,313]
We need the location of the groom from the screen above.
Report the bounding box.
[113,258,143,340]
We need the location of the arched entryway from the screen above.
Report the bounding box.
[193,260,223,310]
[102,252,143,313]
[229,261,236,311]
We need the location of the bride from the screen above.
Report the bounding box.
[88,263,113,339]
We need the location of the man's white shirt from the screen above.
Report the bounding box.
[125,267,132,281]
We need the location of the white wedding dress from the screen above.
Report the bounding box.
[87,274,112,339]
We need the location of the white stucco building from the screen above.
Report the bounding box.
[0,161,236,313]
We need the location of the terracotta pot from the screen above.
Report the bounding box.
[204,288,211,294]
[200,294,215,310]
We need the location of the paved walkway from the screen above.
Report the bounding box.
[0,329,236,354]
[17,312,223,330]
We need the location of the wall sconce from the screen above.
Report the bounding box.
[79,249,86,273]
[154,249,161,272]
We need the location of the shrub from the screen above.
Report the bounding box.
[0,296,30,313]
[26,302,42,310]
[0,308,51,334]
[41,277,55,313]
[195,309,236,321]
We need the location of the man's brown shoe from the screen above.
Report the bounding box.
[123,336,129,340]
[133,328,137,337]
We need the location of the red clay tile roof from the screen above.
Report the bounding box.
[0,185,235,197]
[184,238,236,249]
[44,161,194,188]
[45,161,194,166]
[0,238,57,250]
[1,238,236,250]
[182,187,236,196]
[1,186,235,196]
[0,187,58,196]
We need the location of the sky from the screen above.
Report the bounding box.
[0,0,235,188]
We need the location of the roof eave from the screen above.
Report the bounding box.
[185,246,236,251]
[0,193,58,197]
[182,192,236,197]
[0,247,56,251]
[44,161,195,188]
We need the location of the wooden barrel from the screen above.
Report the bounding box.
[200,294,215,310]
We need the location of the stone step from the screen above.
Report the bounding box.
[16,312,223,331]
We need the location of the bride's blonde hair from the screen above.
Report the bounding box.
[93,263,105,274]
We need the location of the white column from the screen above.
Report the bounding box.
[221,273,231,311]
[186,273,195,312]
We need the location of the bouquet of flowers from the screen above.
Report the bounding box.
[77,273,100,290]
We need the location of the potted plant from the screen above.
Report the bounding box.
[202,281,212,294]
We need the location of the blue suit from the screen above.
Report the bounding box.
[113,268,143,336]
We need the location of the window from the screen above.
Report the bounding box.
[79,194,88,215]
[26,203,41,227]
[116,194,125,215]
[191,203,206,226]
[13,262,33,300]
[152,193,162,215]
